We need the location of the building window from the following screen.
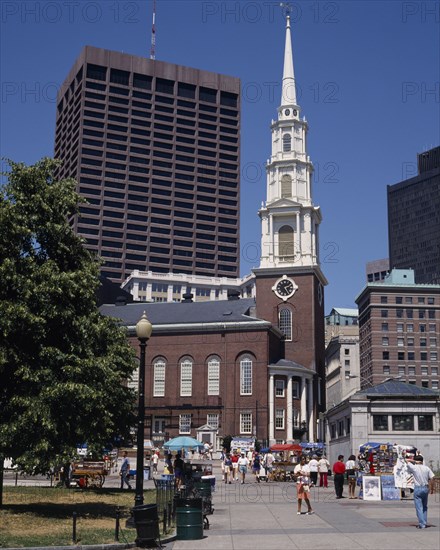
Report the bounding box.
[279,308,292,340]
[408,366,415,376]
[179,414,191,434]
[383,365,390,375]
[396,296,403,304]
[392,415,414,431]
[240,356,253,395]
[421,380,429,388]
[430,337,437,348]
[380,296,388,304]
[428,310,435,319]
[418,415,433,431]
[419,310,426,319]
[383,351,390,360]
[275,409,285,429]
[432,366,438,375]
[398,352,405,361]
[398,366,406,375]
[427,297,435,304]
[420,337,427,347]
[292,380,300,398]
[207,356,220,395]
[407,337,414,347]
[282,133,291,152]
[430,352,438,361]
[344,348,350,355]
[345,360,350,367]
[381,310,388,318]
[281,174,292,198]
[373,415,388,431]
[421,366,428,376]
[396,308,403,318]
[420,324,426,332]
[330,424,336,439]
[429,324,436,332]
[240,412,252,434]
[406,309,413,319]
[207,413,219,429]
[405,296,413,304]
[180,357,193,396]
[381,323,389,331]
[382,337,389,346]
[407,323,414,332]
[275,379,285,397]
[397,323,404,332]
[338,420,344,437]
[432,380,439,389]
[397,337,404,347]
[278,225,294,258]
[153,358,166,397]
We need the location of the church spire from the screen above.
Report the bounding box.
[281,15,297,107]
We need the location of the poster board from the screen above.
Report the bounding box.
[362,476,381,501]
[381,475,401,501]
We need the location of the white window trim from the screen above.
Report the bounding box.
[275,408,285,430]
[240,412,252,434]
[275,379,285,397]
[180,358,193,397]
[153,359,166,397]
[207,413,219,429]
[207,357,220,395]
[240,357,252,395]
[179,414,191,434]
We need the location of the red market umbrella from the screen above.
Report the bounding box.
[270,444,302,452]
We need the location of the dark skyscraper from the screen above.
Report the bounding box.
[387,146,440,284]
[55,46,241,283]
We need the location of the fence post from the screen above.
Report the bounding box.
[114,507,120,541]
[72,512,77,543]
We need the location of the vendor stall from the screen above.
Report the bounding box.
[357,442,417,500]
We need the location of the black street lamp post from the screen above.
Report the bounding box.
[134,311,153,508]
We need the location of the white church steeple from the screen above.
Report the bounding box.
[258,15,322,270]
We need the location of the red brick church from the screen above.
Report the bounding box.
[100,15,327,449]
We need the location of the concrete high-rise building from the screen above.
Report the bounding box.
[355,269,439,390]
[387,146,440,284]
[55,46,241,283]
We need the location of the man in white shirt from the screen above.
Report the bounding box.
[263,452,275,482]
[406,455,435,529]
[308,455,319,486]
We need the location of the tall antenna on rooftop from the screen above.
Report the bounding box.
[150,0,156,60]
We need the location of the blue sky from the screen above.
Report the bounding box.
[1,0,439,311]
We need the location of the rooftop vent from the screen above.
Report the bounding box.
[227,289,240,300]
[181,293,194,303]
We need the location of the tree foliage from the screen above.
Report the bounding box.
[0,158,136,473]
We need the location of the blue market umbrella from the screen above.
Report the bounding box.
[163,436,204,451]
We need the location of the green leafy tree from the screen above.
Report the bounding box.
[0,158,136,474]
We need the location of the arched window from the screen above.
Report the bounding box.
[281,174,292,198]
[207,356,220,395]
[279,308,292,341]
[278,225,295,259]
[153,357,166,397]
[240,355,253,395]
[282,133,292,152]
[180,356,193,397]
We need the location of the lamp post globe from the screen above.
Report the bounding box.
[134,311,152,508]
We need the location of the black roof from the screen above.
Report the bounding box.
[354,380,439,398]
[99,297,261,327]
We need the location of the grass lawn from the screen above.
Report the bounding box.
[0,486,158,548]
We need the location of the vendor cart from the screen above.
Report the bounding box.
[71,461,109,488]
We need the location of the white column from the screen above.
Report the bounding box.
[308,378,314,440]
[167,284,173,302]
[269,373,275,442]
[269,214,274,263]
[295,211,301,259]
[132,281,139,301]
[286,375,293,441]
[300,376,307,425]
[146,283,153,301]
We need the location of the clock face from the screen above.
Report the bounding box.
[284,109,290,116]
[272,276,298,301]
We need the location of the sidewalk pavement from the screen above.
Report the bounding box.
[165,466,439,550]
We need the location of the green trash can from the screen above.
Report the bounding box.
[132,504,159,547]
[175,498,203,540]
[194,480,212,499]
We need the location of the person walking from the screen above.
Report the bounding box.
[263,451,275,482]
[252,452,261,482]
[345,454,357,499]
[223,453,233,484]
[238,452,249,484]
[318,455,330,488]
[293,456,314,515]
[332,455,346,499]
[231,451,239,481]
[308,455,319,487]
[406,455,435,529]
[119,451,132,490]
[152,450,159,475]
